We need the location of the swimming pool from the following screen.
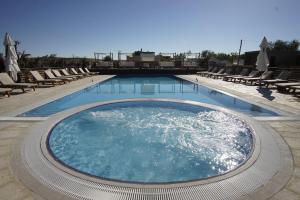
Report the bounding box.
[21,75,278,117]
[48,101,254,183]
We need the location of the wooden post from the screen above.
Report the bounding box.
[237,40,243,65]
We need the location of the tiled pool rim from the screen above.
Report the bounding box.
[11,99,293,200]
[45,99,257,185]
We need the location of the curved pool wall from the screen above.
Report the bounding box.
[47,101,254,183]
[11,99,293,200]
[20,75,279,117]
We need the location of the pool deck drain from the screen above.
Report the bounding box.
[0,74,299,199]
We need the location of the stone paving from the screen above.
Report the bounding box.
[182,75,300,200]
[0,74,299,200]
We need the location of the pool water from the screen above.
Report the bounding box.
[48,101,254,183]
[22,75,278,117]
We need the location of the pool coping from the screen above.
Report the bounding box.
[11,98,294,200]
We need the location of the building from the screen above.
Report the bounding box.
[133,50,155,62]
[133,49,156,68]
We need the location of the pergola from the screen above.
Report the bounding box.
[94,52,114,61]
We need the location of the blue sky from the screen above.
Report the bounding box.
[1,0,299,58]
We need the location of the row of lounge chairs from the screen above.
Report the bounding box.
[197,66,300,94]
[0,67,97,97]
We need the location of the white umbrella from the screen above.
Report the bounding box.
[256,37,269,72]
[3,33,21,81]
[3,33,15,46]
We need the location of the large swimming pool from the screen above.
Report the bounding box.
[21,75,278,117]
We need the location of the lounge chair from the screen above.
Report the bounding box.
[30,71,64,86]
[223,68,250,81]
[61,69,83,79]
[276,82,300,93]
[197,66,214,76]
[0,72,36,93]
[52,69,78,80]
[206,68,225,78]
[0,88,12,97]
[78,68,92,76]
[84,67,99,75]
[262,71,291,88]
[44,70,72,83]
[290,85,300,93]
[211,67,235,79]
[241,71,273,85]
[231,70,260,83]
[70,68,87,77]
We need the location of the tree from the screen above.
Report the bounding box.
[269,39,299,51]
[103,55,112,61]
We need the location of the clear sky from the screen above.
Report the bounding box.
[0,0,299,58]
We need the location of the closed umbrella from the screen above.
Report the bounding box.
[256,37,269,86]
[256,37,269,72]
[3,33,21,81]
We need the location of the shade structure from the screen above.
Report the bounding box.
[256,37,269,72]
[3,33,21,81]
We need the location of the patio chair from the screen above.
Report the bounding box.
[30,71,64,86]
[0,88,12,97]
[61,69,83,79]
[275,82,300,93]
[231,70,260,83]
[44,70,72,83]
[241,71,273,85]
[0,72,36,93]
[223,68,250,81]
[262,71,291,88]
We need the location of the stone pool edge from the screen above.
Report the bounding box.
[10,99,293,200]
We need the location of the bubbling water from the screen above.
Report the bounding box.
[49,101,253,183]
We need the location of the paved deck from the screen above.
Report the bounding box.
[0,74,299,200]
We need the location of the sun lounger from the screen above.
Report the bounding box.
[44,70,72,83]
[84,68,99,75]
[78,68,92,76]
[0,88,12,97]
[208,68,226,78]
[231,70,260,83]
[262,71,291,88]
[290,85,300,93]
[0,72,36,92]
[276,82,300,93]
[197,66,216,76]
[70,68,87,77]
[242,71,273,85]
[223,68,250,81]
[61,69,83,78]
[52,69,77,80]
[30,71,64,86]
[211,67,234,79]
[206,68,225,78]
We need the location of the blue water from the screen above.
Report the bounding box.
[48,101,253,183]
[21,75,278,117]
